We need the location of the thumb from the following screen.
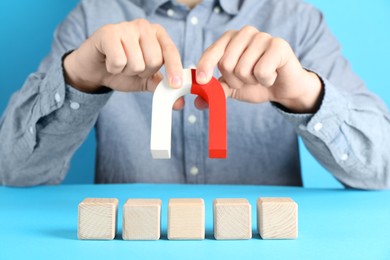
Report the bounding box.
[220,76,271,103]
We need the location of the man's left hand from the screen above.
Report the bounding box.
[196,26,323,113]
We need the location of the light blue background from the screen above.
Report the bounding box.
[1,1,389,187]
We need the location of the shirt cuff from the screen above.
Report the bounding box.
[26,56,112,147]
[272,75,372,178]
[53,83,113,128]
[273,76,349,145]
[37,55,112,118]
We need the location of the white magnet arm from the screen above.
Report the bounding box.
[150,69,192,159]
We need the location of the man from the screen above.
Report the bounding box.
[0,0,389,189]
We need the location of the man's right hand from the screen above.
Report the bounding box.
[63,19,184,107]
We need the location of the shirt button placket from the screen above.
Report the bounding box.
[190,166,199,176]
[188,114,197,124]
[183,97,204,184]
[182,7,208,184]
[190,16,198,25]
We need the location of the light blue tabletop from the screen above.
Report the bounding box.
[0,183,389,259]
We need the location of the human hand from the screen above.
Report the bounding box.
[196,26,323,113]
[63,19,185,109]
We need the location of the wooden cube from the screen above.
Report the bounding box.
[257,198,298,239]
[213,198,252,240]
[122,199,162,240]
[78,198,118,240]
[168,198,205,240]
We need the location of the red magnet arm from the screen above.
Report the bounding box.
[190,69,227,158]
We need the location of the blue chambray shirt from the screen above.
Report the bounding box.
[1,0,389,189]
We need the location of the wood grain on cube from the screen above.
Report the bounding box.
[122,199,162,240]
[168,198,205,240]
[257,198,298,239]
[213,198,252,240]
[78,198,118,240]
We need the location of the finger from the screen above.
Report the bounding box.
[146,71,185,110]
[218,77,233,98]
[217,28,258,89]
[156,25,183,88]
[196,31,235,84]
[218,26,258,85]
[98,28,128,74]
[221,80,271,103]
[145,71,163,92]
[234,33,271,84]
[194,96,209,110]
[138,25,163,78]
[253,38,290,87]
[121,30,146,76]
[173,97,185,110]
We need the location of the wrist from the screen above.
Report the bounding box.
[277,70,323,113]
[63,51,101,93]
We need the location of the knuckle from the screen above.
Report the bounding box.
[128,61,145,74]
[234,65,249,79]
[106,66,117,74]
[262,78,273,86]
[241,25,258,35]
[134,18,151,29]
[107,63,124,74]
[146,57,163,69]
[119,21,130,27]
[111,58,127,69]
[218,58,234,72]
[255,71,276,87]
[100,24,118,36]
[272,37,290,49]
[152,23,164,32]
[253,32,270,43]
[261,32,272,39]
[102,23,116,31]
[254,67,270,81]
[222,30,236,38]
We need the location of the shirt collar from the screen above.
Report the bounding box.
[219,0,243,15]
[139,0,243,16]
[141,0,169,16]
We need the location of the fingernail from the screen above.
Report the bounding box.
[196,71,207,84]
[171,76,182,88]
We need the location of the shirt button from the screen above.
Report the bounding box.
[29,126,34,134]
[313,122,323,132]
[54,93,61,103]
[190,166,199,176]
[341,153,349,161]
[190,16,198,25]
[213,6,221,14]
[70,101,80,110]
[188,114,197,124]
[167,9,174,17]
[299,124,306,131]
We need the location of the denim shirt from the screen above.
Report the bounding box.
[1,0,389,189]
